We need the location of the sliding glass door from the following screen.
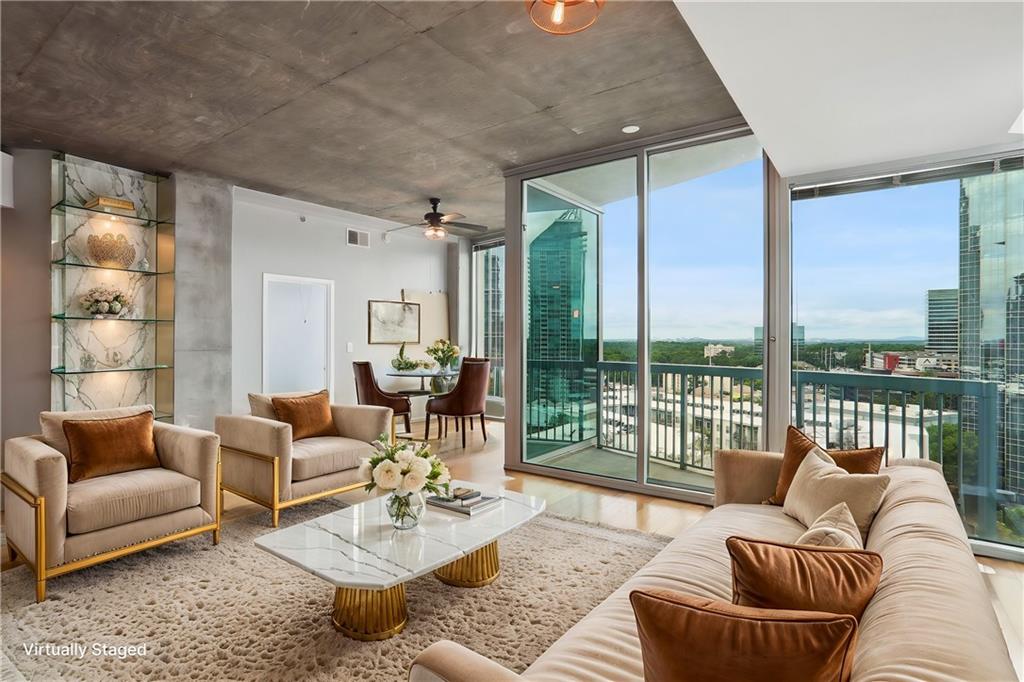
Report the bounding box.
[516,133,762,496]
[523,158,638,480]
[472,242,506,418]
[646,136,765,492]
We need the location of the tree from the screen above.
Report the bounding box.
[927,422,979,489]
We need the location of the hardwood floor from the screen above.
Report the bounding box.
[223,419,707,537]
[5,418,1021,675]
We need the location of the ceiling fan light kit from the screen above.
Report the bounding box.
[526,0,604,35]
[385,197,490,241]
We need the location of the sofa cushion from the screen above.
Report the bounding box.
[768,426,884,505]
[630,589,858,682]
[40,405,154,458]
[291,436,371,482]
[272,390,337,441]
[796,502,863,549]
[63,411,160,483]
[66,468,201,534]
[784,448,890,539]
[727,536,882,620]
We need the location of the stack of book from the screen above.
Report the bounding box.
[426,487,501,516]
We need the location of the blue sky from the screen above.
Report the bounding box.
[598,161,959,341]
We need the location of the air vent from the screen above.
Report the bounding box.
[347,228,370,248]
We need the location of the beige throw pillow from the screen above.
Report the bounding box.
[796,502,863,550]
[783,448,890,540]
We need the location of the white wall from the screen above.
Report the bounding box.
[231,189,449,416]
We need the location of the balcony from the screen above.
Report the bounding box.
[525,360,1020,546]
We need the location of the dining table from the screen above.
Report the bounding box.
[386,367,460,395]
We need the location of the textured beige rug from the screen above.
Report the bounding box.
[2,501,669,681]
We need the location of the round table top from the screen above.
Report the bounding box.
[386,368,459,378]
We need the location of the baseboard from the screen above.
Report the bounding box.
[972,539,1024,563]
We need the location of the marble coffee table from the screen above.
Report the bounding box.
[254,481,545,640]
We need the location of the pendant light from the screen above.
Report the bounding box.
[526,0,604,35]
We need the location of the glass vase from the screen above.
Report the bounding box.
[385,491,425,530]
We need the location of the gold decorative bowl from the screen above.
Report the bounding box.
[87,233,136,269]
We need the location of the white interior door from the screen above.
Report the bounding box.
[262,274,334,396]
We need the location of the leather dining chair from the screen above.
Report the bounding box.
[425,359,490,448]
[353,362,412,440]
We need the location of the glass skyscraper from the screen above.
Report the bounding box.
[958,169,1024,495]
[479,246,505,399]
[926,288,959,356]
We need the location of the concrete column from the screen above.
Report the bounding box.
[1,149,54,443]
[446,239,471,349]
[172,172,232,429]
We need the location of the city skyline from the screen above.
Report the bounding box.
[595,159,977,341]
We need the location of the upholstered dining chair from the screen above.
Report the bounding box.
[1,405,220,602]
[425,359,491,448]
[353,362,412,440]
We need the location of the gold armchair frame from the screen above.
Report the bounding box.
[219,445,367,527]
[1,452,222,603]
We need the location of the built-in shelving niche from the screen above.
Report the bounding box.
[50,153,174,421]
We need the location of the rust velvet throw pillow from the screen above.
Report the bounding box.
[630,589,858,682]
[727,536,883,621]
[767,426,884,505]
[62,411,159,483]
[271,390,337,441]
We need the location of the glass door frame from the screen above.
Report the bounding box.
[503,117,783,505]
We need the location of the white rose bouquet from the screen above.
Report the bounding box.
[360,435,451,528]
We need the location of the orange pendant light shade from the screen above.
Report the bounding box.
[526,0,604,35]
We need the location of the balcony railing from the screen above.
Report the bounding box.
[524,359,1014,544]
[598,361,762,472]
[793,370,1003,539]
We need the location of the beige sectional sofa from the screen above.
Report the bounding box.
[410,450,1017,681]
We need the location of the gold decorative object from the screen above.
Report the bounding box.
[332,585,408,641]
[87,233,136,269]
[84,196,135,213]
[434,541,501,587]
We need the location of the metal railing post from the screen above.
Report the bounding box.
[978,382,999,539]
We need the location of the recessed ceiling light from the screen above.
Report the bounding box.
[622,125,641,134]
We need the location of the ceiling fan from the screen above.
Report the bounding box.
[385,198,489,241]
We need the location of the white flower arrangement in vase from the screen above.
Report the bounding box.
[360,435,451,529]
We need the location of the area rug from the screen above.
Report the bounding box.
[2,501,669,681]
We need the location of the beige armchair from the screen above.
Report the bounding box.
[216,393,391,527]
[1,406,221,602]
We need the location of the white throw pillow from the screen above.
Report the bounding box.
[783,448,890,541]
[795,502,864,550]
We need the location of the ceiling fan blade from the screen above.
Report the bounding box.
[384,221,427,233]
[444,221,489,232]
[440,212,465,223]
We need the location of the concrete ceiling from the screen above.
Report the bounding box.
[1,1,740,234]
[676,1,1024,180]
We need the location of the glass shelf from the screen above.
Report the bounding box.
[52,314,174,323]
[51,201,171,227]
[51,259,173,276]
[51,364,173,375]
